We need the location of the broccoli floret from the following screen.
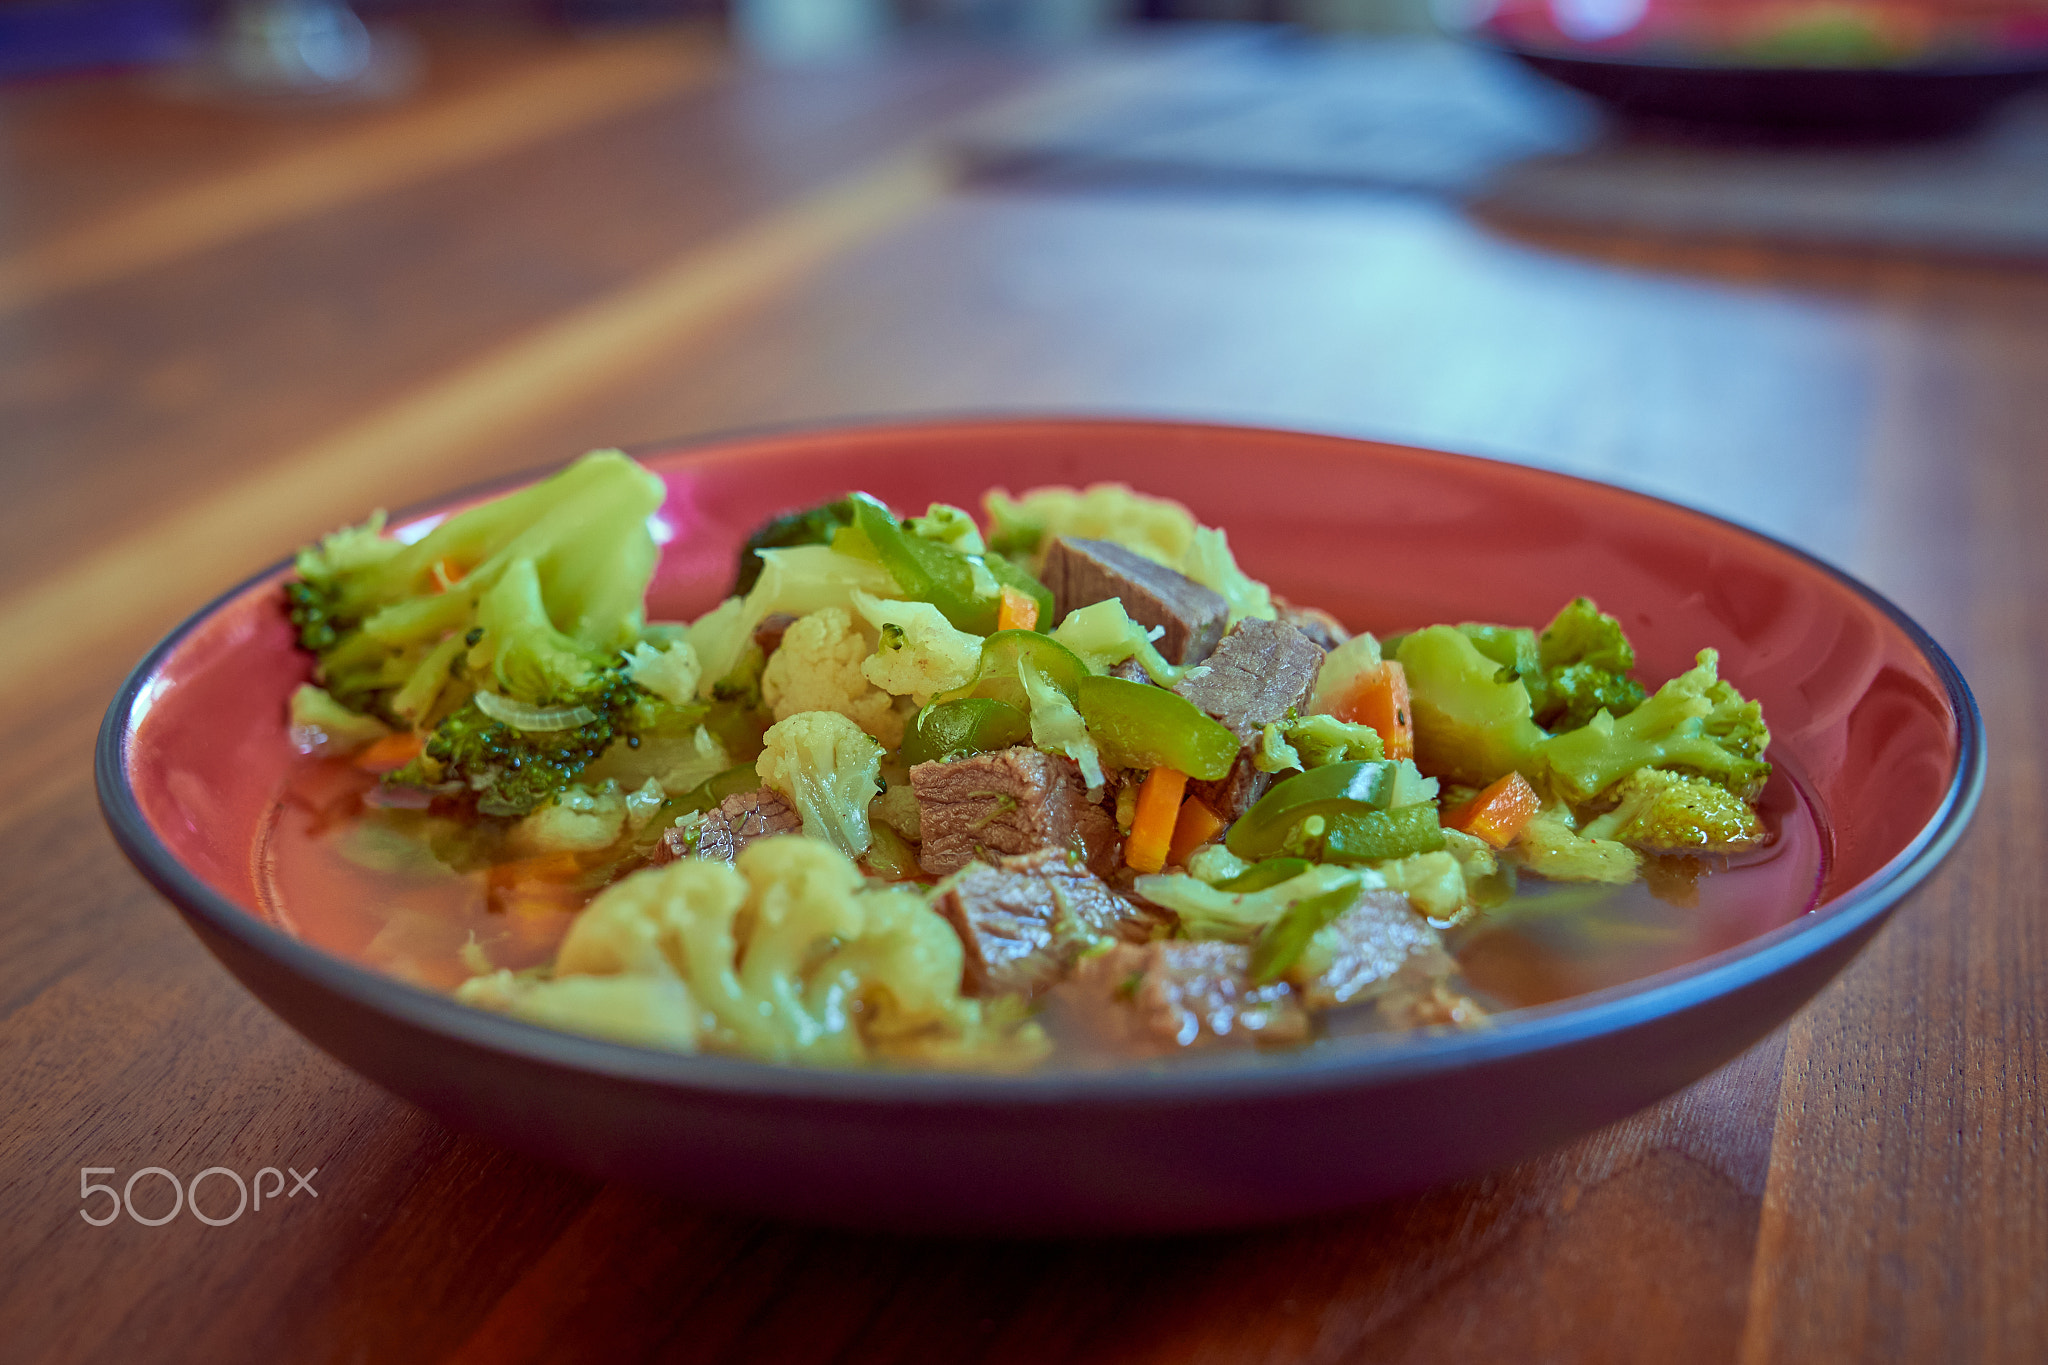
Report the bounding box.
[1529,598,1647,731]
[1511,803,1642,884]
[290,450,665,720]
[400,669,644,817]
[730,497,857,596]
[1394,625,1548,788]
[1581,768,1766,854]
[1541,649,1771,803]
[287,451,681,814]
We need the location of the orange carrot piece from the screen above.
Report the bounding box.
[1331,661,1413,761]
[1124,766,1190,874]
[997,585,1039,632]
[1443,771,1542,849]
[354,730,424,774]
[1166,794,1227,867]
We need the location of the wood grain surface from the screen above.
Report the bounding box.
[1,18,2041,1363]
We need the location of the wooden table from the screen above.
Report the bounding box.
[2,18,2040,1362]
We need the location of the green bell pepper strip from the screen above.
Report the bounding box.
[1249,882,1363,986]
[841,493,1052,635]
[899,697,1031,768]
[1073,675,1238,781]
[1321,804,1447,864]
[676,763,764,815]
[1217,858,1315,893]
[1224,760,1397,860]
[941,629,1091,711]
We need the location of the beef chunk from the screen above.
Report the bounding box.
[1273,596,1350,652]
[681,787,802,865]
[1173,618,1325,745]
[1295,889,1452,1009]
[1172,618,1326,821]
[1188,758,1272,828]
[1041,537,1228,665]
[912,746,1118,877]
[930,848,1148,997]
[1069,941,1310,1051]
[1108,657,1152,684]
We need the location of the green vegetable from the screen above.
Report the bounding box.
[906,503,985,555]
[403,671,644,817]
[1073,676,1238,781]
[1131,863,1362,942]
[1529,598,1646,731]
[1225,761,1395,860]
[1048,599,1181,684]
[1394,626,1548,788]
[1279,714,1385,768]
[843,493,1052,635]
[1579,767,1766,853]
[1217,858,1314,892]
[1541,649,1770,802]
[1249,883,1362,986]
[1321,804,1447,864]
[942,630,1090,711]
[731,497,856,596]
[900,698,1031,767]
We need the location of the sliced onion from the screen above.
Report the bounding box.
[473,690,598,732]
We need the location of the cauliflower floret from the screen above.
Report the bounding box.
[622,638,702,705]
[851,590,982,705]
[761,606,903,747]
[1511,803,1641,884]
[507,783,629,856]
[458,839,1003,1065]
[756,710,884,860]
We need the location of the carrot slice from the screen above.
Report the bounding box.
[1330,661,1413,761]
[354,730,424,773]
[1166,793,1227,867]
[1443,771,1542,849]
[997,585,1039,632]
[1124,766,1190,874]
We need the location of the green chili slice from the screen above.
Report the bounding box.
[845,493,1000,633]
[1216,858,1315,893]
[942,629,1091,712]
[1321,804,1447,864]
[1225,760,1397,860]
[1073,675,1237,781]
[900,697,1031,767]
[1249,883,1362,985]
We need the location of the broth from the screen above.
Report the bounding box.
[258,756,1827,1054]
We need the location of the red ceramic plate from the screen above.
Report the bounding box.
[97,418,1981,1233]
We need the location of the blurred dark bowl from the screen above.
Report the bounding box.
[1493,40,2048,138]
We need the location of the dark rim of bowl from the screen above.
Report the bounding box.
[1473,33,2048,79]
[96,415,1986,1107]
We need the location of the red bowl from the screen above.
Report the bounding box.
[97,418,1981,1233]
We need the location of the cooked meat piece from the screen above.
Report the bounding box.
[1188,758,1272,828]
[1070,941,1309,1051]
[689,787,803,866]
[930,848,1148,997]
[751,612,799,659]
[1273,596,1351,652]
[1171,618,1325,821]
[912,746,1119,877]
[1173,617,1325,745]
[1041,537,1229,665]
[1108,657,1152,684]
[1294,889,1452,1010]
